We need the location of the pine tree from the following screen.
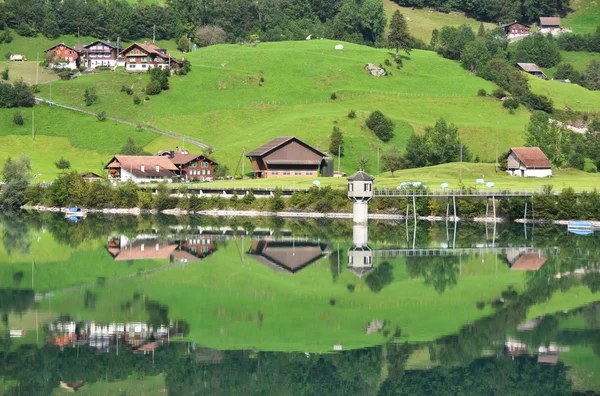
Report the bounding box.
[329,126,344,156]
[477,23,485,37]
[387,10,412,59]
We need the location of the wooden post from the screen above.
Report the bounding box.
[453,194,457,221]
[492,196,496,220]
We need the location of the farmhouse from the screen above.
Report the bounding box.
[506,147,552,177]
[517,63,546,79]
[44,43,81,69]
[157,148,217,181]
[120,42,181,72]
[81,40,119,69]
[105,155,178,183]
[246,136,327,178]
[539,17,570,35]
[500,21,530,39]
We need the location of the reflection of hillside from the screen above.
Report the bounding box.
[246,240,329,274]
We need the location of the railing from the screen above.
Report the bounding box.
[373,188,546,198]
[374,246,551,257]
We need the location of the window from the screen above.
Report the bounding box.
[202,161,209,167]
[348,183,354,192]
[129,64,135,69]
[348,255,353,264]
[201,247,209,253]
[364,183,372,192]
[191,162,197,168]
[272,171,279,175]
[295,172,301,176]
[364,256,372,265]
[307,172,313,175]
[142,64,147,68]
[283,171,290,175]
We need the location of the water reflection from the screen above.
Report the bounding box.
[0,212,599,394]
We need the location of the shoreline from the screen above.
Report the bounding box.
[25,205,600,225]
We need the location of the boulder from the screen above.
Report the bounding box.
[364,63,386,77]
[335,44,344,50]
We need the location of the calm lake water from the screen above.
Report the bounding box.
[0,211,599,395]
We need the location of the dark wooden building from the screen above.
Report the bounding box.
[81,40,118,69]
[44,43,81,69]
[517,63,547,79]
[500,22,530,37]
[157,149,217,181]
[120,42,181,73]
[246,136,326,178]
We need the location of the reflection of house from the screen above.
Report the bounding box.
[505,338,529,357]
[506,147,552,178]
[517,63,546,79]
[157,148,217,181]
[105,155,179,183]
[246,136,327,179]
[246,239,328,274]
[107,236,177,261]
[505,249,548,271]
[173,236,215,262]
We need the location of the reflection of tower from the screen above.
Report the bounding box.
[347,171,375,278]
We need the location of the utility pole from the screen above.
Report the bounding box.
[338,144,341,174]
[36,53,39,85]
[31,110,35,140]
[241,149,245,178]
[49,81,52,104]
[459,144,463,182]
[377,147,380,176]
[495,141,499,173]
[153,24,156,43]
[77,27,80,45]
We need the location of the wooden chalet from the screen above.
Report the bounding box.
[517,63,546,79]
[500,21,530,38]
[44,43,81,69]
[157,148,217,181]
[506,147,552,177]
[173,236,215,262]
[81,40,119,69]
[246,240,328,274]
[105,155,178,183]
[246,136,326,179]
[120,42,181,73]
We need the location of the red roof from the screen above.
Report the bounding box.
[510,147,552,169]
[539,17,561,26]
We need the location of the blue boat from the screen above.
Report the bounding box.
[568,221,594,235]
[65,207,86,221]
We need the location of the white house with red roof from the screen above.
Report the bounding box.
[105,155,179,183]
[506,147,553,178]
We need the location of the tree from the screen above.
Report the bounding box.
[430,28,439,50]
[365,110,394,141]
[404,118,469,168]
[329,126,344,156]
[582,60,600,91]
[54,157,71,172]
[554,63,581,84]
[515,33,561,68]
[357,154,370,171]
[0,156,31,208]
[83,87,97,106]
[359,0,386,45]
[477,23,485,37]
[365,262,393,292]
[461,38,490,72]
[381,146,404,176]
[388,10,411,59]
[120,137,151,156]
[524,111,565,165]
[1,67,8,81]
[177,35,189,52]
[13,110,23,126]
[195,25,227,47]
[146,80,162,95]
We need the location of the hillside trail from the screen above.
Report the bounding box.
[34,96,210,150]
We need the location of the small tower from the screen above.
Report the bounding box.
[347,171,375,278]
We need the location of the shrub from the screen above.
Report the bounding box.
[502,98,519,110]
[84,87,98,106]
[146,80,162,95]
[96,111,107,122]
[194,25,227,47]
[477,88,487,96]
[13,111,24,126]
[492,88,505,99]
[133,95,141,105]
[1,67,8,81]
[348,109,356,119]
[396,58,403,69]
[384,58,392,66]
[120,85,127,92]
[365,110,395,141]
[330,92,337,100]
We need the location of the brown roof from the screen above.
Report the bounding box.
[105,156,178,177]
[517,63,543,73]
[510,147,552,169]
[348,171,375,182]
[509,252,548,271]
[120,42,181,64]
[246,136,326,158]
[539,17,561,26]
[537,353,558,364]
[171,152,216,166]
[44,43,80,53]
[246,240,326,274]
[83,40,117,49]
[108,242,178,261]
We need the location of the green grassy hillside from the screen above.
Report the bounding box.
[543,51,600,79]
[528,74,600,112]
[35,40,533,174]
[563,0,600,34]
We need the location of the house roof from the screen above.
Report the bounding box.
[500,21,530,29]
[507,251,548,271]
[44,43,79,53]
[509,147,552,169]
[105,156,178,178]
[539,17,561,26]
[246,136,326,158]
[537,353,558,364]
[517,63,544,73]
[83,40,117,49]
[171,152,215,166]
[246,240,327,274]
[347,266,374,278]
[107,242,178,261]
[347,170,375,182]
[120,42,181,64]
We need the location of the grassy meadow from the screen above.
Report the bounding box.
[383,0,494,43]
[528,74,600,112]
[563,0,600,34]
[543,51,600,79]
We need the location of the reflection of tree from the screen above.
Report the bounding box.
[329,250,342,282]
[0,289,35,315]
[0,211,31,256]
[406,256,459,294]
[145,300,169,329]
[365,262,393,293]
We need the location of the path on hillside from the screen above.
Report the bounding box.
[34,97,210,150]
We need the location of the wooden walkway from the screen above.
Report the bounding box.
[373,189,542,198]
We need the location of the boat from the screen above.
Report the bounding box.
[567,221,594,235]
[65,207,86,221]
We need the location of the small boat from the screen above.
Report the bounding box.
[568,221,594,235]
[65,207,86,221]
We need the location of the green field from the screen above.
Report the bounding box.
[543,51,600,79]
[383,0,494,43]
[0,106,183,181]
[563,0,600,34]
[528,73,600,112]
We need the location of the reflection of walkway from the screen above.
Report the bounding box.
[375,246,553,258]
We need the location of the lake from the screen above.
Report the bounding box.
[0,211,598,395]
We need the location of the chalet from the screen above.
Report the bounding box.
[81,40,118,69]
[500,21,530,39]
[79,171,104,182]
[44,43,81,69]
[506,147,552,177]
[505,248,548,271]
[539,17,561,29]
[120,42,181,73]
[246,136,327,178]
[246,240,328,274]
[105,155,178,183]
[157,148,217,181]
[517,63,546,79]
[174,236,215,262]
